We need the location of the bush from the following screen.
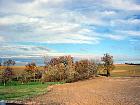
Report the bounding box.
[46,55,73,66]
[44,55,74,82]
[21,62,42,83]
[75,60,97,80]
[44,63,66,82]
[43,56,97,83]
[65,64,78,83]
[45,65,59,82]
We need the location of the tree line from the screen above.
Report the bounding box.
[0,53,114,85]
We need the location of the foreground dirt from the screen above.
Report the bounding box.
[25,77,140,105]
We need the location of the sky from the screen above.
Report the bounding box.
[0,0,140,63]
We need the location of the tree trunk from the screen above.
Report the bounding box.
[107,70,110,77]
[34,73,35,82]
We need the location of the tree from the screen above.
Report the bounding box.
[0,58,2,70]
[3,59,15,67]
[43,55,75,82]
[2,59,15,85]
[101,53,115,77]
[21,62,42,83]
[75,60,97,80]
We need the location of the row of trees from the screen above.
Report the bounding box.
[0,60,42,85]
[42,56,97,83]
[0,53,114,85]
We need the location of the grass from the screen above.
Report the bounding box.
[111,64,140,77]
[0,81,64,100]
[97,64,140,77]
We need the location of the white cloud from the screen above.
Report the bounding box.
[31,33,100,44]
[0,36,4,42]
[102,10,116,16]
[105,0,140,11]
[111,18,140,26]
[106,34,125,40]
[0,0,124,44]
[0,12,101,44]
[0,44,53,57]
[116,30,140,37]
[0,15,38,25]
[0,52,100,59]
[0,0,140,50]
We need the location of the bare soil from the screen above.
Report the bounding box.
[25,77,140,105]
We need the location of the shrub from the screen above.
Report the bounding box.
[65,64,78,83]
[44,55,74,82]
[46,55,73,66]
[21,62,42,83]
[43,56,97,83]
[45,65,59,82]
[44,63,66,82]
[75,60,97,80]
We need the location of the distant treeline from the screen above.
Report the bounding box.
[125,63,140,65]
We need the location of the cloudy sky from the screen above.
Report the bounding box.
[0,0,140,62]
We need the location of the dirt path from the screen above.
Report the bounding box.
[26,77,140,105]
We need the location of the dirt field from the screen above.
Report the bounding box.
[25,77,140,105]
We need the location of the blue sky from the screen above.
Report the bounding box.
[0,0,140,62]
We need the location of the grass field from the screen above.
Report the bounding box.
[111,64,140,77]
[0,81,64,100]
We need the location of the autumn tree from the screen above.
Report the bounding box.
[75,60,97,80]
[45,55,73,67]
[101,53,115,77]
[43,55,97,82]
[2,59,15,85]
[21,62,42,83]
[43,55,75,82]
